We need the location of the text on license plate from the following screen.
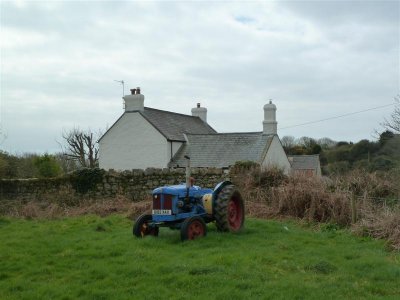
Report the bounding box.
[152,209,172,215]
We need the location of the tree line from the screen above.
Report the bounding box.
[281,131,399,175]
[0,128,101,178]
[281,97,400,175]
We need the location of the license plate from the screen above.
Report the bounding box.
[152,209,172,215]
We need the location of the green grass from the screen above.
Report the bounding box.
[0,215,399,300]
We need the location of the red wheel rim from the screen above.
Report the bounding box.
[140,222,149,237]
[140,221,156,237]
[228,195,243,231]
[187,220,204,240]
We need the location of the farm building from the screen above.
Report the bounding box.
[98,88,291,173]
[288,155,322,177]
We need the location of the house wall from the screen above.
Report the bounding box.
[168,141,183,160]
[99,113,169,170]
[316,160,322,176]
[261,136,291,174]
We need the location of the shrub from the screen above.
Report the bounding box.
[369,156,396,171]
[33,154,62,178]
[70,168,104,194]
[249,167,287,188]
[353,207,400,251]
[270,175,351,225]
[333,170,398,201]
[231,161,260,174]
[235,166,400,249]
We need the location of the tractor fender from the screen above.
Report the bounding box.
[212,181,233,209]
[200,181,233,216]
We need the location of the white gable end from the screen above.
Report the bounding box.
[261,135,291,174]
[99,113,168,170]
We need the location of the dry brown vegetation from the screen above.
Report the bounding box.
[239,173,352,225]
[233,166,400,250]
[352,206,400,251]
[0,196,151,220]
[1,167,399,250]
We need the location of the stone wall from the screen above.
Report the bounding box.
[0,168,229,202]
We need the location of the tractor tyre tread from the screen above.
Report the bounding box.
[214,184,243,232]
[181,216,207,241]
[133,214,159,238]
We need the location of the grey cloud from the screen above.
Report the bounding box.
[280,1,399,25]
[0,1,398,153]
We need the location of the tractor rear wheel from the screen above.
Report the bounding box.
[181,217,207,241]
[214,184,244,232]
[133,214,159,238]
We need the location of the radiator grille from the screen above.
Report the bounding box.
[152,194,173,210]
[163,194,173,210]
[153,194,161,209]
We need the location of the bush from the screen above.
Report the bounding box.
[231,161,260,173]
[234,166,400,249]
[353,207,400,251]
[249,167,287,188]
[326,161,350,175]
[369,156,396,171]
[334,170,398,201]
[70,168,105,194]
[0,156,9,178]
[33,154,62,178]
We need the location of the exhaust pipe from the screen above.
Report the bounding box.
[184,155,191,188]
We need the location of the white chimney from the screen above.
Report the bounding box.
[263,100,277,135]
[191,103,207,123]
[123,87,144,112]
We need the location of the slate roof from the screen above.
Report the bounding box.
[288,155,320,170]
[141,107,216,141]
[169,132,275,168]
[99,107,216,142]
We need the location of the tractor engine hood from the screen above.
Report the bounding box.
[152,184,213,198]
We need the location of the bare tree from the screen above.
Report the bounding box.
[382,95,400,134]
[317,137,337,149]
[281,136,296,150]
[60,128,101,168]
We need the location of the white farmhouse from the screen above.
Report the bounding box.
[98,88,216,170]
[99,88,291,174]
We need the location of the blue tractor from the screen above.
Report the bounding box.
[133,156,245,241]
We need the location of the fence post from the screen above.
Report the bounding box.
[351,193,357,224]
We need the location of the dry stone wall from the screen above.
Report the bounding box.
[0,168,229,203]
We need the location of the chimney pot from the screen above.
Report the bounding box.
[263,101,277,135]
[191,103,207,122]
[124,87,144,112]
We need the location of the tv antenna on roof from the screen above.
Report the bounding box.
[114,80,125,97]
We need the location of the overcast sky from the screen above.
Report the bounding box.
[1,0,399,154]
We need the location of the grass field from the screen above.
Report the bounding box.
[1,215,399,300]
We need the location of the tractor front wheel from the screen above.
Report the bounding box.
[133,214,159,238]
[214,184,244,232]
[181,217,207,241]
